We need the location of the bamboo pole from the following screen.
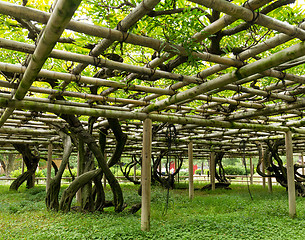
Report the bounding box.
[0,0,267,64]
[188,141,194,200]
[0,77,149,106]
[191,0,271,42]
[262,149,266,188]
[46,143,53,191]
[301,152,305,175]
[189,0,305,40]
[62,0,161,98]
[0,40,204,87]
[267,170,272,193]
[143,40,305,113]
[223,84,295,102]
[0,0,81,127]
[14,0,81,100]
[141,118,152,231]
[128,1,303,108]
[210,152,216,191]
[250,157,253,185]
[0,127,56,136]
[285,131,296,218]
[0,96,296,133]
[134,158,137,182]
[130,0,269,100]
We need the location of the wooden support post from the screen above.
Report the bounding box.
[210,152,216,191]
[267,170,272,193]
[250,157,253,185]
[262,149,266,188]
[188,141,194,200]
[201,161,204,176]
[141,118,152,232]
[46,143,52,191]
[174,157,177,181]
[301,153,305,175]
[133,158,137,182]
[285,131,296,218]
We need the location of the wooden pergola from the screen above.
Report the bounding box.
[0,0,305,230]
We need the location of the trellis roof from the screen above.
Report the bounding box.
[0,0,305,158]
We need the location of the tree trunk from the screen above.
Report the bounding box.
[10,144,39,190]
[10,171,35,191]
[46,131,73,211]
[59,114,124,212]
[59,169,102,212]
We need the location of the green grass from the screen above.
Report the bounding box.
[1,183,305,239]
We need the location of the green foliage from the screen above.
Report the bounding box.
[1,184,305,239]
[62,168,77,181]
[10,168,46,178]
[178,170,188,176]
[10,168,22,178]
[41,168,55,178]
[224,166,252,175]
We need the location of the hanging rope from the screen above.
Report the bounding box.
[240,140,253,200]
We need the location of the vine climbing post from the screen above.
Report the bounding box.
[141,118,152,232]
[210,152,216,191]
[46,142,53,190]
[285,130,296,218]
[188,141,194,200]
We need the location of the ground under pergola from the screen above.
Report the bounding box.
[0,0,305,231]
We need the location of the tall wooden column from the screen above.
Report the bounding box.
[261,148,266,188]
[141,118,152,231]
[285,131,296,218]
[133,158,137,181]
[250,157,253,185]
[267,170,273,193]
[188,141,194,200]
[301,153,305,175]
[210,152,216,190]
[46,143,53,190]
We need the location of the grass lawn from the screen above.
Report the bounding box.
[0,183,305,239]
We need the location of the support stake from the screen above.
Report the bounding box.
[141,118,152,231]
[188,141,194,200]
[46,143,52,191]
[285,130,296,218]
[210,152,216,191]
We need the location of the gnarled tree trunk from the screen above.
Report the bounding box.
[256,140,305,196]
[46,127,73,211]
[10,144,40,190]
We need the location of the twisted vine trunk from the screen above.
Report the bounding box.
[256,140,305,196]
[59,169,102,212]
[10,144,40,190]
[58,114,125,212]
[46,131,73,211]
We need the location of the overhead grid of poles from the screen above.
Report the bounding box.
[0,0,305,230]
